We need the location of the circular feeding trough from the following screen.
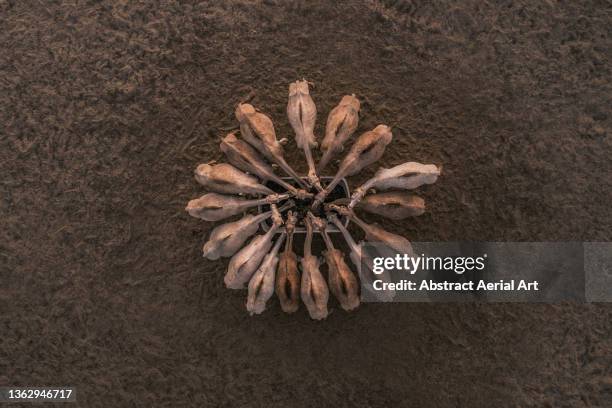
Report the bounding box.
[186,80,441,319]
[259,177,350,234]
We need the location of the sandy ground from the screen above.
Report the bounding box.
[1,1,612,407]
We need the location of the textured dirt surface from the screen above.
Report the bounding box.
[1,1,612,407]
